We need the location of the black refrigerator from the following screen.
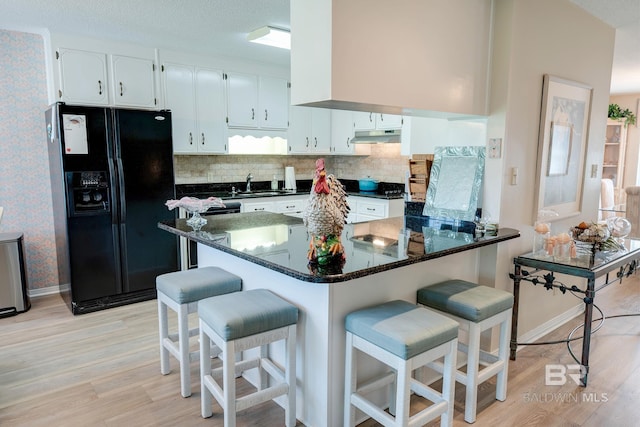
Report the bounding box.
[46,103,178,314]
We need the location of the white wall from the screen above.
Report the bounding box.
[492,0,615,338]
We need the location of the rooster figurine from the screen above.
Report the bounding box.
[303,158,350,264]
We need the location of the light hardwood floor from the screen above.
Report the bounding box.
[1,274,639,427]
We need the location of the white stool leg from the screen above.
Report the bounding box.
[395,360,411,427]
[441,338,457,427]
[178,302,191,398]
[285,325,297,427]
[344,332,356,427]
[158,296,170,375]
[464,322,481,423]
[258,343,268,391]
[200,320,213,418]
[496,311,512,401]
[223,340,237,427]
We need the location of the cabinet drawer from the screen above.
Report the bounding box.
[276,199,305,213]
[356,201,386,217]
[242,202,275,213]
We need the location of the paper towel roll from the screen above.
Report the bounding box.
[284,166,296,191]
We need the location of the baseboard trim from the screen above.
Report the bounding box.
[515,304,585,351]
[28,284,67,298]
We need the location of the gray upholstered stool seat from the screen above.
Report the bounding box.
[417,279,514,423]
[157,266,242,304]
[344,300,459,427]
[199,289,298,427]
[156,266,242,398]
[417,279,514,322]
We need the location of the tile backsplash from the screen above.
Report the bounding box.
[175,143,409,185]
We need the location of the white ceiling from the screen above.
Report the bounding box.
[571,0,640,94]
[0,0,638,94]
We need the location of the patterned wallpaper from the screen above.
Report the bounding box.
[0,30,58,292]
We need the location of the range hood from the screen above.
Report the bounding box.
[350,129,401,144]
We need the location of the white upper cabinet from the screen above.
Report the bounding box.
[353,111,402,131]
[57,48,109,105]
[288,106,330,154]
[226,72,289,130]
[195,69,227,153]
[330,110,355,154]
[57,47,158,109]
[163,63,227,154]
[111,55,157,108]
[258,76,289,129]
[226,72,258,128]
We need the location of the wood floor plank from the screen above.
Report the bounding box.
[1,275,639,426]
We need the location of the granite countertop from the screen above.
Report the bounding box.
[175,179,405,201]
[159,213,520,283]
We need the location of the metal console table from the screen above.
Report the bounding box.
[510,238,640,386]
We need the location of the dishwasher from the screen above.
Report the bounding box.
[179,202,241,269]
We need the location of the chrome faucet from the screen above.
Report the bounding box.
[246,173,253,192]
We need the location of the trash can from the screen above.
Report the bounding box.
[0,232,31,318]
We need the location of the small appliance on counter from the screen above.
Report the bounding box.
[284,166,296,191]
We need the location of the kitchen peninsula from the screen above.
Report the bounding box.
[159,212,519,426]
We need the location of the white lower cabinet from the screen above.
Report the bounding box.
[241,200,276,213]
[347,196,404,223]
[240,195,307,215]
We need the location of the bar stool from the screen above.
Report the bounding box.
[417,279,514,423]
[344,300,459,427]
[156,266,242,397]
[199,288,298,427]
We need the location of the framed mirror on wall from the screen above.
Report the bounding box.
[423,146,486,221]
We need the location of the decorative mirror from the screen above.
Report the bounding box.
[422,146,486,221]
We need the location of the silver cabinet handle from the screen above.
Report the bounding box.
[119,82,123,96]
[189,132,193,145]
[346,137,350,147]
[379,113,384,122]
[98,80,103,95]
[265,109,268,121]
[305,137,309,148]
[369,112,373,123]
[201,133,205,145]
[314,137,318,148]
[251,108,255,120]
[256,208,265,211]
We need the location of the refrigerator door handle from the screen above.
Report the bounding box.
[116,156,127,222]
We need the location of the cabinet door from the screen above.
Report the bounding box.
[164,63,197,153]
[259,76,289,129]
[58,48,109,105]
[331,110,355,154]
[195,68,227,154]
[226,72,258,128]
[311,108,331,153]
[377,113,403,130]
[288,106,312,153]
[112,55,157,108]
[353,111,376,131]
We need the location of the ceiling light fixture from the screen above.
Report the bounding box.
[247,26,290,50]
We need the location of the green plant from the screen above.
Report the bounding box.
[608,103,637,126]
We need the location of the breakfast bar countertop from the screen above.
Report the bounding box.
[158,212,520,283]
